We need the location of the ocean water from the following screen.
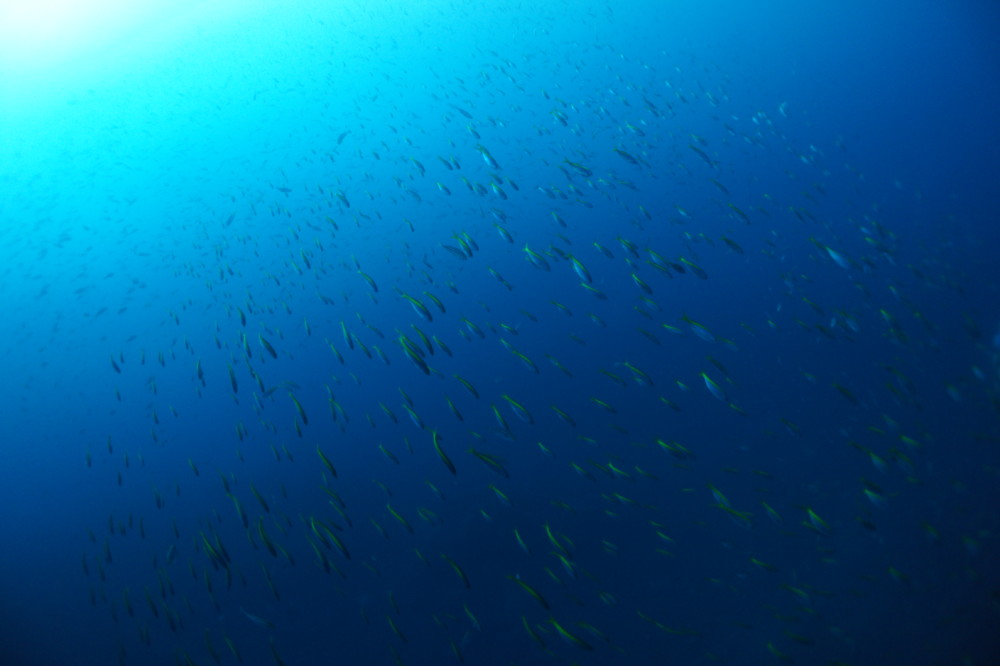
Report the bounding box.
[1,1,999,664]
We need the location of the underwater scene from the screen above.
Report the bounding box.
[1,1,999,664]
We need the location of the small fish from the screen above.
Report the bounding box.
[701,372,727,402]
[239,606,275,630]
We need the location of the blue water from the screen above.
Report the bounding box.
[2,1,999,664]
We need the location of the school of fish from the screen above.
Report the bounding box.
[60,5,1000,666]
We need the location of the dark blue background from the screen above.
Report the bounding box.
[1,1,998,664]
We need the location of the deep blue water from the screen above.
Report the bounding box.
[2,1,999,665]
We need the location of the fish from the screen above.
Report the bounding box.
[239,607,275,630]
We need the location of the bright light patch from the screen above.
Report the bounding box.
[0,0,161,71]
